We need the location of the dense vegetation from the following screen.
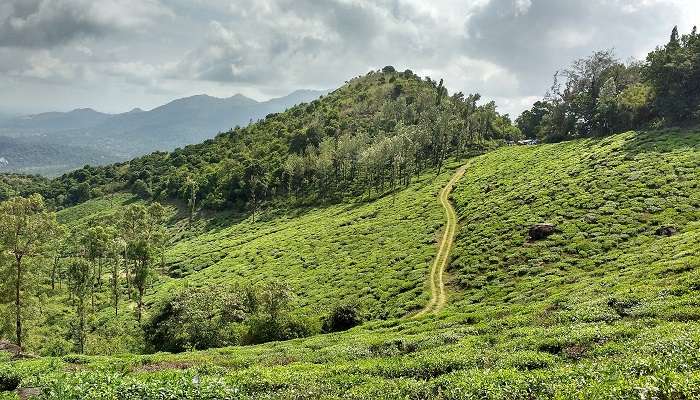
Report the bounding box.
[20,68,517,212]
[517,26,700,141]
[0,91,325,176]
[1,129,697,399]
[0,175,50,202]
[0,164,457,357]
[1,66,518,358]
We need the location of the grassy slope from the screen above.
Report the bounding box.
[3,130,700,399]
[449,129,700,322]
[156,168,452,318]
[12,165,454,355]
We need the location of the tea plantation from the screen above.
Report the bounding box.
[1,129,698,399]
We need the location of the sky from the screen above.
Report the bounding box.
[0,0,699,117]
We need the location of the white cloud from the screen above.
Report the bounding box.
[0,0,697,116]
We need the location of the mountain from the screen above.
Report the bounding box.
[0,90,327,176]
[39,69,515,210]
[0,108,111,137]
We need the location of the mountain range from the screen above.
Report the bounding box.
[0,89,326,176]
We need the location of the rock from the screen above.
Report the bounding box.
[17,387,42,400]
[655,226,678,237]
[11,352,38,360]
[528,223,557,241]
[0,340,21,356]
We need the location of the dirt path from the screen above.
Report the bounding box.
[415,166,466,317]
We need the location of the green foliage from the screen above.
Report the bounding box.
[0,129,695,399]
[37,70,515,212]
[144,285,247,353]
[646,26,700,122]
[520,26,700,142]
[322,302,364,333]
[0,194,60,348]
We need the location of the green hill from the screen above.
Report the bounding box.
[3,129,699,399]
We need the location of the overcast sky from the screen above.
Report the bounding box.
[1,0,698,117]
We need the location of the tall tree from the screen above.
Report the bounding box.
[66,257,92,354]
[0,194,59,348]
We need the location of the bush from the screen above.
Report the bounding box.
[0,371,19,392]
[144,286,247,353]
[245,315,317,344]
[322,303,364,333]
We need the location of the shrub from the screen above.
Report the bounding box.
[0,368,20,392]
[144,286,247,353]
[244,315,317,344]
[322,302,364,333]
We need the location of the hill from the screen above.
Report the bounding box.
[39,69,515,211]
[0,90,327,176]
[0,136,119,176]
[1,129,698,399]
[0,68,517,355]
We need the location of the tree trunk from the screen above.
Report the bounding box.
[15,255,22,349]
[97,258,103,287]
[78,297,85,354]
[137,287,144,323]
[113,262,119,316]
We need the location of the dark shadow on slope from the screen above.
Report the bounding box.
[620,127,700,155]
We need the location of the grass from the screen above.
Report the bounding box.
[1,129,699,399]
[156,167,454,319]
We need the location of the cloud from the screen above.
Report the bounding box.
[463,0,680,96]
[0,0,171,48]
[172,1,443,86]
[0,0,695,116]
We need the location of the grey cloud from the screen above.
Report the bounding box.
[464,0,680,95]
[0,0,695,117]
[0,0,171,48]
[173,0,447,90]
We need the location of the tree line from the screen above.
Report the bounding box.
[517,26,700,141]
[8,68,519,217]
[0,194,165,353]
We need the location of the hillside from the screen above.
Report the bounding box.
[0,90,326,176]
[2,129,698,399]
[36,69,514,211]
[0,136,119,176]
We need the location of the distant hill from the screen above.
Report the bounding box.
[0,90,327,176]
[0,136,119,176]
[0,108,111,136]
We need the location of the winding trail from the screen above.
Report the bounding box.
[415,166,466,317]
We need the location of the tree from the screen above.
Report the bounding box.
[594,77,619,135]
[66,257,92,354]
[68,182,91,204]
[0,194,59,348]
[132,179,152,200]
[645,26,700,123]
[258,280,292,324]
[322,302,363,333]
[121,203,167,322]
[111,237,127,316]
[516,101,551,139]
[82,226,113,309]
[185,177,198,224]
